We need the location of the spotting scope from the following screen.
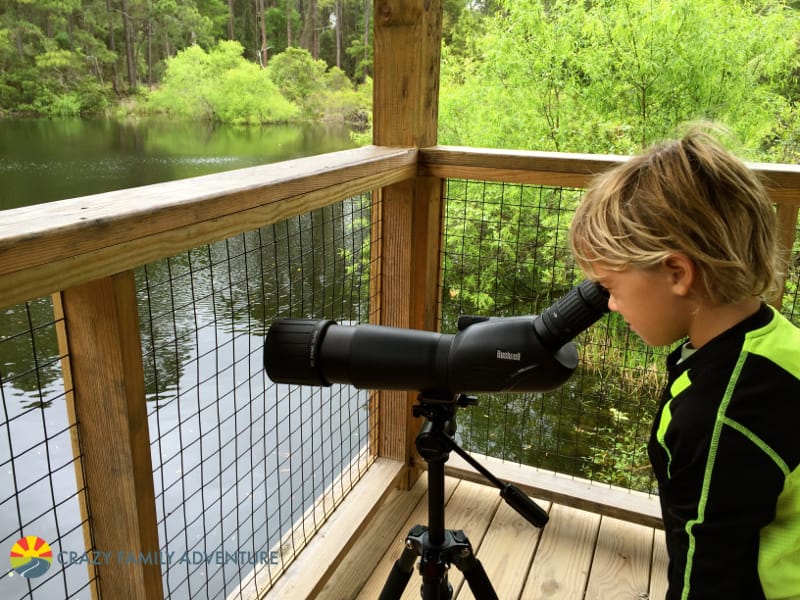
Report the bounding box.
[264,280,609,394]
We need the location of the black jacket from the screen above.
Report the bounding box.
[648,305,800,599]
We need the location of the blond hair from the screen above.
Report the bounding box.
[569,130,781,304]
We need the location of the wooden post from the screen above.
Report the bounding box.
[52,293,99,599]
[775,202,799,310]
[371,0,444,483]
[57,271,162,600]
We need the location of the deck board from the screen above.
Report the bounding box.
[455,499,548,599]
[584,516,653,599]
[314,467,430,600]
[521,503,600,599]
[306,475,666,600]
[350,477,460,599]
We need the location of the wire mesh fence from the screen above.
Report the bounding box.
[440,178,800,494]
[0,297,95,599]
[784,221,800,326]
[0,194,374,600]
[138,194,374,599]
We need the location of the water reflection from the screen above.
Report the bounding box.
[0,299,61,401]
[0,117,357,210]
[134,198,372,598]
[138,200,371,403]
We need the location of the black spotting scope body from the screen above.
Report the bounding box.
[264,279,609,394]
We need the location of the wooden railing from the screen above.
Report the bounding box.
[0,146,417,309]
[1,146,797,599]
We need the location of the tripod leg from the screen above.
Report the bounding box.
[450,530,499,600]
[421,567,452,600]
[456,554,498,600]
[379,526,426,600]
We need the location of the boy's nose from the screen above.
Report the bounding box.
[607,295,618,312]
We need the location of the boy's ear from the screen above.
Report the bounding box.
[662,253,696,296]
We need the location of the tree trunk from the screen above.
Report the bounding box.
[363,0,370,78]
[228,0,235,39]
[300,0,318,59]
[286,0,292,46]
[120,0,137,92]
[146,19,152,87]
[256,0,268,66]
[105,0,121,93]
[335,0,343,68]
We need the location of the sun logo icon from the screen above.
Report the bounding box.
[9,536,52,578]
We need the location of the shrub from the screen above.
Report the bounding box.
[147,40,299,124]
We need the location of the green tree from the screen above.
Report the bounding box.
[437,0,800,326]
[266,45,369,122]
[142,0,227,84]
[267,46,328,112]
[439,0,799,158]
[0,0,115,113]
[147,40,299,123]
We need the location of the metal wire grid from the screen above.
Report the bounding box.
[137,195,373,599]
[0,297,94,599]
[440,178,666,493]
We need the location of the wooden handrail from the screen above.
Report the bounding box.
[419,145,800,202]
[0,146,417,309]
[420,145,800,224]
[419,145,627,188]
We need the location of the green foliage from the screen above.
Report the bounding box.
[345,34,373,82]
[264,5,302,57]
[584,408,657,493]
[783,233,800,327]
[147,42,370,124]
[267,47,328,117]
[267,46,371,123]
[440,0,800,159]
[147,41,299,123]
[150,0,221,48]
[442,180,583,318]
[435,0,800,409]
[0,1,115,114]
[18,48,112,115]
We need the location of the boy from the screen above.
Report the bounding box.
[569,129,800,599]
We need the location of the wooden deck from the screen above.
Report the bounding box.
[316,475,668,600]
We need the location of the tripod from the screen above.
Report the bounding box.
[379,393,550,600]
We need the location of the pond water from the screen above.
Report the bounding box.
[0,117,357,210]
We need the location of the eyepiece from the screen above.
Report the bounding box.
[532,280,609,351]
